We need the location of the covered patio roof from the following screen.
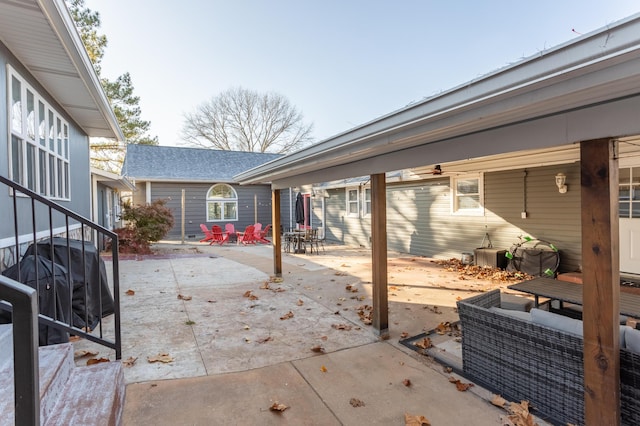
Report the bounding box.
[237,13,640,425]
[236,13,640,188]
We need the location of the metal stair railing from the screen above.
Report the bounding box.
[0,174,121,360]
[0,275,40,426]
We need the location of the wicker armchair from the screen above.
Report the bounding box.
[457,289,640,425]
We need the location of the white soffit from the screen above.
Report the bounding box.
[0,0,122,139]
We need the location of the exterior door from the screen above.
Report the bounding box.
[619,166,640,274]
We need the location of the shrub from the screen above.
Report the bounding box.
[114,199,174,253]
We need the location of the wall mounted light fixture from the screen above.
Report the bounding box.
[555,173,568,193]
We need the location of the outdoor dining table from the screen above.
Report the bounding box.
[508,277,640,318]
[284,230,307,254]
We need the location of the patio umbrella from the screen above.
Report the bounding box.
[295,192,305,225]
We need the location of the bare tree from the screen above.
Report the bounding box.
[182,87,314,153]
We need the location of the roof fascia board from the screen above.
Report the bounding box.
[268,93,640,189]
[37,0,124,141]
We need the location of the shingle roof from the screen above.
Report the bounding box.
[122,145,283,182]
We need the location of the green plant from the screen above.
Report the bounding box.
[114,199,174,253]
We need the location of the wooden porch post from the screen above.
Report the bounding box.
[371,173,389,338]
[581,139,620,425]
[272,188,282,277]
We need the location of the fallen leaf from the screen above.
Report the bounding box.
[177,294,192,301]
[491,394,507,408]
[87,357,110,366]
[257,336,272,344]
[414,337,432,349]
[331,323,352,331]
[297,299,304,306]
[147,353,174,363]
[269,402,289,412]
[122,356,138,367]
[334,271,347,276]
[448,376,474,392]
[125,289,135,296]
[320,365,327,372]
[404,413,431,426]
[435,322,451,335]
[311,345,325,353]
[207,299,216,303]
[400,332,409,339]
[243,290,259,300]
[260,282,271,290]
[74,349,98,358]
[349,398,365,407]
[505,400,537,426]
[403,378,412,387]
[269,276,284,283]
[280,311,294,320]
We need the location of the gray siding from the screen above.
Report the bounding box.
[324,164,581,273]
[0,41,91,245]
[145,182,273,240]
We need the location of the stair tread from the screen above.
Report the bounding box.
[45,361,125,426]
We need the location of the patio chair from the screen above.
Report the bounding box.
[255,224,271,244]
[225,223,237,243]
[253,223,262,235]
[237,225,256,245]
[209,225,229,245]
[307,228,324,254]
[199,224,215,243]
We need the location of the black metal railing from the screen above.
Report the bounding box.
[0,175,121,361]
[0,275,40,426]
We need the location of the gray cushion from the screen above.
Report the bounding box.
[500,294,533,312]
[489,306,532,322]
[625,327,640,353]
[531,308,583,336]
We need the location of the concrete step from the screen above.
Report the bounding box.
[0,340,124,425]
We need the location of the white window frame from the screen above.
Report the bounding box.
[451,173,484,216]
[362,186,371,217]
[346,187,359,217]
[206,183,238,222]
[7,65,70,200]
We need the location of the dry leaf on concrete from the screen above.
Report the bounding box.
[177,294,192,301]
[405,413,431,426]
[147,353,174,363]
[122,356,138,367]
[280,311,294,320]
[403,379,412,387]
[74,349,98,358]
[311,345,325,353]
[349,398,365,407]
[257,336,272,344]
[269,276,284,283]
[414,337,432,349]
[320,365,328,372]
[331,323,352,331]
[125,289,135,296]
[269,402,289,412]
[400,332,409,339]
[260,282,271,290]
[297,299,304,306]
[448,376,474,392]
[87,357,110,366]
[491,394,507,408]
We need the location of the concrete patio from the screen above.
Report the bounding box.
[73,242,545,425]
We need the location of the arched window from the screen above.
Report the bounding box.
[206,184,238,221]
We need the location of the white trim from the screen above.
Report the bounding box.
[451,173,485,216]
[145,181,152,204]
[0,223,82,249]
[362,186,372,218]
[346,187,360,217]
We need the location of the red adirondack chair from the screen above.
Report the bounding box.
[237,225,256,245]
[209,225,229,245]
[224,223,236,243]
[255,224,271,244]
[199,224,215,243]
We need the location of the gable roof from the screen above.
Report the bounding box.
[236,13,640,189]
[0,0,122,140]
[122,144,283,183]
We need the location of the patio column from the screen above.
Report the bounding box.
[272,188,282,277]
[581,139,620,425]
[371,173,389,338]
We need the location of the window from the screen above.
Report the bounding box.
[362,187,371,216]
[7,66,70,199]
[452,174,484,215]
[619,167,640,218]
[346,188,359,216]
[206,184,238,221]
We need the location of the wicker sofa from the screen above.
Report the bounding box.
[457,289,640,425]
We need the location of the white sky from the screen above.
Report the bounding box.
[85,0,640,147]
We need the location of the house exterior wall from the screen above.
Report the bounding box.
[0,41,91,249]
[323,164,581,273]
[138,181,274,240]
